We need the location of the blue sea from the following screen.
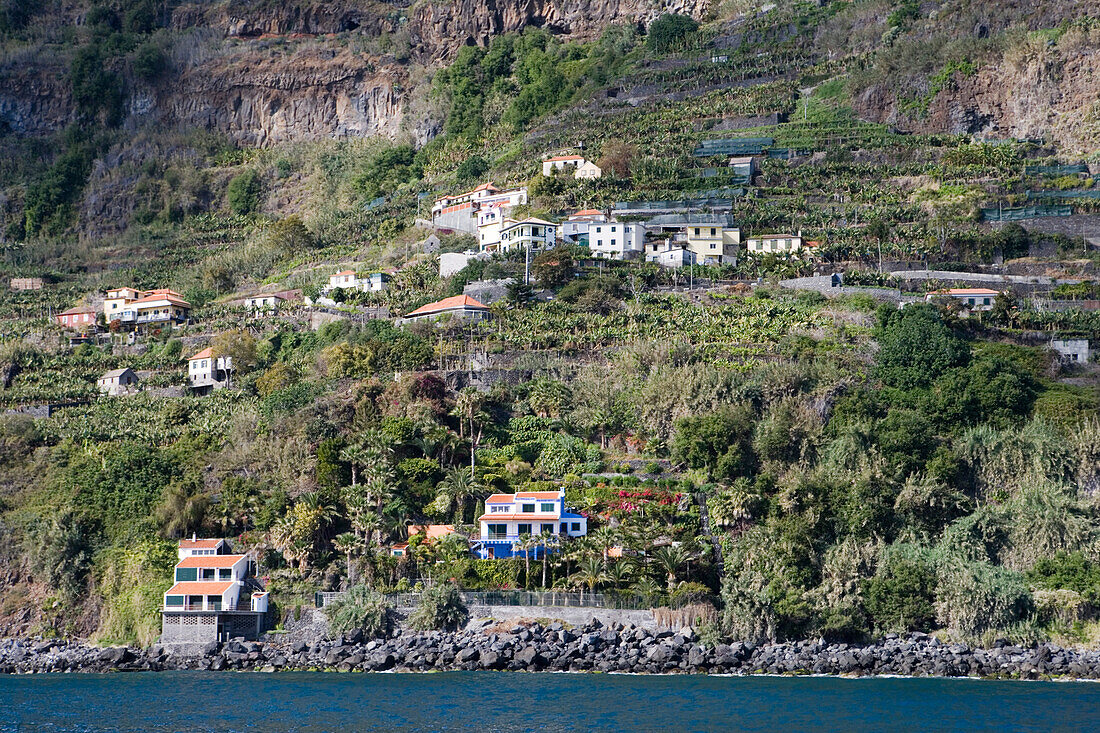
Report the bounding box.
[0,672,1097,732]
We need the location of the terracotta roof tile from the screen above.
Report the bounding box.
[165,581,235,596]
[406,294,489,317]
[176,554,247,568]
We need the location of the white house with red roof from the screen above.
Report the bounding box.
[402,295,491,323]
[542,154,587,177]
[474,489,587,559]
[187,347,232,394]
[161,537,269,644]
[925,287,1000,312]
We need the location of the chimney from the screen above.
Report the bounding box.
[192,532,197,542]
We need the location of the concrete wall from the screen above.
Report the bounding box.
[463,605,657,630]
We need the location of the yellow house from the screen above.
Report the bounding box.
[103,287,141,322]
[685,222,741,265]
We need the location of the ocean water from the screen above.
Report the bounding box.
[0,672,1097,732]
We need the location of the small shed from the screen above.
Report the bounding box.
[97,368,139,396]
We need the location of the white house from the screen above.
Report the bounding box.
[647,246,696,269]
[239,293,285,313]
[363,272,390,292]
[588,220,645,260]
[97,368,139,396]
[744,232,806,255]
[187,347,232,395]
[329,270,359,289]
[103,287,191,326]
[474,490,587,559]
[574,161,602,180]
[925,288,1000,312]
[561,209,606,241]
[728,155,758,178]
[542,155,586,176]
[162,537,268,643]
[498,218,557,254]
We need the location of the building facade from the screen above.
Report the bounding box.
[925,288,1000,311]
[588,220,645,260]
[187,347,233,394]
[161,537,268,644]
[498,218,557,254]
[104,288,191,326]
[542,155,586,176]
[474,490,587,559]
[744,232,806,255]
[97,368,139,396]
[431,183,528,235]
[57,305,96,330]
[403,294,491,323]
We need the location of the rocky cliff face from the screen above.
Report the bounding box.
[157,47,407,146]
[0,0,709,145]
[855,43,1100,154]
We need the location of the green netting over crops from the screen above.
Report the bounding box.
[1024,164,1089,176]
[981,204,1073,221]
[1026,189,1100,200]
[693,137,775,156]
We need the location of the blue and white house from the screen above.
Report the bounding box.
[474,490,587,559]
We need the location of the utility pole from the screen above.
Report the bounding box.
[524,243,530,286]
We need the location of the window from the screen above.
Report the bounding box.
[200,568,216,580]
[518,523,532,535]
[694,228,700,236]
[711,228,717,236]
[571,522,581,532]
[541,524,554,534]
[983,298,990,305]
[597,240,602,246]
[165,595,183,607]
[710,243,716,249]
[521,503,536,513]
[540,502,555,512]
[560,523,568,533]
[487,524,507,539]
[611,226,616,232]
[491,505,508,513]
[207,595,222,611]
[595,226,602,233]
[219,568,232,580]
[175,567,198,582]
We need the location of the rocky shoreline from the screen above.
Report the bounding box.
[3,622,1100,679]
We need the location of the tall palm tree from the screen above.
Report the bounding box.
[540,533,562,588]
[452,387,487,478]
[650,545,689,591]
[432,468,481,525]
[333,532,363,584]
[590,525,619,566]
[516,533,537,588]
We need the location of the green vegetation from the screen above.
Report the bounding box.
[0,0,1097,652]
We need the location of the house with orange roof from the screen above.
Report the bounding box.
[187,346,232,394]
[473,489,587,559]
[103,286,191,327]
[56,305,96,330]
[161,536,268,644]
[925,287,1001,312]
[542,154,587,177]
[402,294,491,323]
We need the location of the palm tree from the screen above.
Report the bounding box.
[590,525,619,566]
[631,575,662,605]
[333,532,363,583]
[570,556,608,602]
[605,559,633,591]
[432,468,482,525]
[357,513,383,549]
[650,545,689,591]
[540,533,562,588]
[452,387,487,478]
[516,533,537,588]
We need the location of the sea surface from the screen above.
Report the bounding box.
[1,671,1097,732]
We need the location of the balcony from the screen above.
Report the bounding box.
[163,602,259,613]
